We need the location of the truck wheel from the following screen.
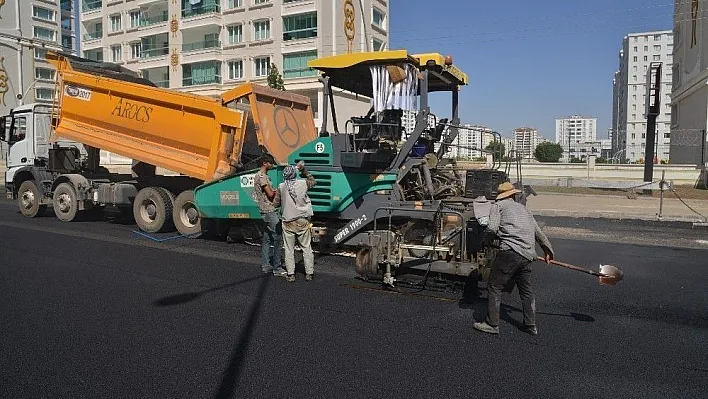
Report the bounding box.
[53,183,80,222]
[17,180,47,218]
[173,190,202,237]
[133,187,174,233]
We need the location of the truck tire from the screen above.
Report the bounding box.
[133,187,174,233]
[52,182,79,222]
[17,180,46,218]
[173,190,202,237]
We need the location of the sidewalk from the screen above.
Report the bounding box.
[527,192,708,223]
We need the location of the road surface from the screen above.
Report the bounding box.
[1,199,707,398]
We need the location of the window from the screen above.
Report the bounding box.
[228,25,243,44]
[373,8,386,29]
[131,42,142,59]
[254,56,270,77]
[632,65,637,72]
[254,0,271,4]
[62,35,72,50]
[112,45,122,62]
[35,48,48,60]
[654,45,661,51]
[667,43,673,50]
[228,60,244,80]
[654,34,662,40]
[633,56,637,62]
[633,46,637,52]
[631,133,636,139]
[254,20,270,40]
[182,61,221,86]
[644,56,648,61]
[229,0,243,7]
[33,27,56,42]
[373,38,384,51]
[633,75,637,81]
[130,11,140,28]
[283,12,317,41]
[664,133,670,139]
[33,6,56,21]
[35,88,55,101]
[632,104,637,111]
[35,67,55,81]
[283,51,317,78]
[644,46,648,51]
[633,37,638,42]
[110,14,122,32]
[653,55,660,61]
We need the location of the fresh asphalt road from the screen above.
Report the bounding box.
[1,198,707,398]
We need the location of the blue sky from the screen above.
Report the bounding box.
[389,0,673,140]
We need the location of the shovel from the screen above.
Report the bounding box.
[537,257,624,286]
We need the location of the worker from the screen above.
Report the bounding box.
[473,182,554,336]
[253,154,287,276]
[273,162,316,283]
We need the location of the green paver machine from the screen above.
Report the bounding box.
[194,50,518,287]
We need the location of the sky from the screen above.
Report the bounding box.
[389,0,674,140]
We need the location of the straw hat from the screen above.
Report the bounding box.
[496,182,521,200]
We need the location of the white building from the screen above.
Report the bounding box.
[670,1,708,166]
[555,114,597,160]
[79,0,389,133]
[512,127,542,160]
[0,0,77,115]
[612,30,673,163]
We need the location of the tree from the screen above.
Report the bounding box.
[534,142,563,162]
[267,63,285,91]
[485,141,505,162]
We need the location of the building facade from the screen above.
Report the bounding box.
[555,114,597,160]
[612,30,673,163]
[670,1,708,166]
[0,0,77,116]
[79,0,389,133]
[512,127,542,160]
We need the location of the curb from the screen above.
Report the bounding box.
[533,209,708,224]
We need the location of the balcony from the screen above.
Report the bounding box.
[182,39,221,53]
[183,75,221,86]
[61,1,73,12]
[140,13,169,27]
[182,4,220,18]
[83,30,103,41]
[140,46,169,59]
[82,0,102,12]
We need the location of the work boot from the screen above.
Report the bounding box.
[305,274,313,282]
[286,274,296,283]
[473,321,499,334]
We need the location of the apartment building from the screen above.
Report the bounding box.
[79,0,389,132]
[512,127,542,160]
[0,0,77,115]
[670,1,708,166]
[555,114,597,160]
[612,30,673,163]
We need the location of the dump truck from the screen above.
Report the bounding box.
[0,51,317,235]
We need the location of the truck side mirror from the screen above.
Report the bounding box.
[0,116,6,142]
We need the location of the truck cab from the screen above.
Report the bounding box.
[1,103,86,212]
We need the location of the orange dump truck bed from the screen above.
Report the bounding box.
[46,52,317,182]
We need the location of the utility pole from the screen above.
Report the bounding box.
[644,62,662,184]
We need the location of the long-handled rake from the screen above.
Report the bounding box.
[537,257,624,286]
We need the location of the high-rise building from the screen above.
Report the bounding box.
[0,0,77,115]
[611,30,673,163]
[449,124,495,160]
[670,1,708,166]
[512,127,541,160]
[78,0,389,132]
[555,114,597,160]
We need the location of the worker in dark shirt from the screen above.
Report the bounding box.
[473,182,554,336]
